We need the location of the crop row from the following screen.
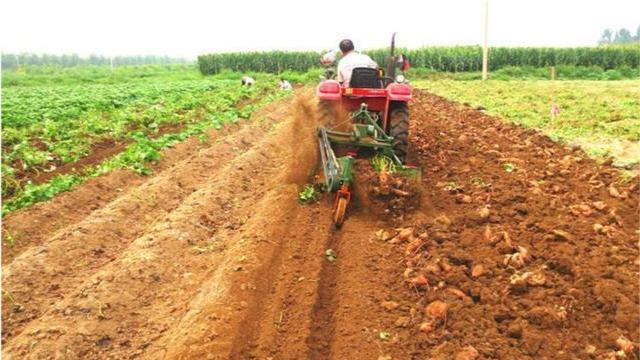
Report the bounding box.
[198,45,640,74]
[1,79,275,198]
[1,87,289,216]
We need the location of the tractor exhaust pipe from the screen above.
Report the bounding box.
[385,32,397,85]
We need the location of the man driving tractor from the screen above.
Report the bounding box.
[336,39,378,87]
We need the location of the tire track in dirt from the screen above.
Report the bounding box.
[313,212,394,360]
[303,189,426,360]
[1,93,320,359]
[225,203,335,360]
[305,222,342,360]
[0,95,300,348]
[220,170,422,360]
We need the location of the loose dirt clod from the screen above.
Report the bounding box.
[482,225,493,243]
[435,215,452,228]
[409,274,430,289]
[425,301,449,320]
[376,229,395,241]
[592,201,607,210]
[510,271,546,287]
[616,336,635,354]
[454,345,479,360]
[381,301,400,311]
[390,227,414,244]
[504,246,530,268]
[608,185,627,199]
[550,229,573,242]
[445,287,468,300]
[419,321,436,333]
[479,206,491,219]
[471,264,485,278]
[570,204,593,216]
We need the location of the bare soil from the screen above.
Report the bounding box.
[2,90,638,360]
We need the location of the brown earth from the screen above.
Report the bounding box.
[1,89,638,360]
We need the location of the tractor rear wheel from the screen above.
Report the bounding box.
[389,104,410,163]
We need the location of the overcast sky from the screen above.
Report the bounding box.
[1,0,638,58]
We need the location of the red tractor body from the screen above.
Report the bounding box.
[317,80,411,130]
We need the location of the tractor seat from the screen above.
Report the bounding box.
[349,67,383,89]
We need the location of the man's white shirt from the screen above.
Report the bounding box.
[241,76,255,85]
[337,52,378,87]
[280,80,292,90]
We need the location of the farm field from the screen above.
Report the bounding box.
[1,63,638,360]
[1,66,293,215]
[5,0,640,355]
[414,80,640,166]
[1,64,203,87]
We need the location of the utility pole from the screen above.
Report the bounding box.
[110,56,114,71]
[482,0,489,81]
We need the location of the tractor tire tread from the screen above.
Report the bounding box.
[389,105,410,163]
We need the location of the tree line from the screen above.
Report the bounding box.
[1,54,192,70]
[599,26,640,45]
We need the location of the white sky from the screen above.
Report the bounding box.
[1,0,638,59]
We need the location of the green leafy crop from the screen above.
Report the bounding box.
[298,184,318,203]
[1,71,289,216]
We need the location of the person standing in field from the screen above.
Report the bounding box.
[241,76,255,86]
[279,78,292,90]
[336,39,378,87]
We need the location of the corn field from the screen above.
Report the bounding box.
[198,45,639,75]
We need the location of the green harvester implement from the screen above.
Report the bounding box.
[317,104,404,227]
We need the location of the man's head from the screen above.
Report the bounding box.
[339,39,355,55]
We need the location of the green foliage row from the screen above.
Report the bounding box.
[2,80,238,175]
[408,65,639,81]
[1,64,203,87]
[2,64,322,87]
[1,73,282,198]
[1,83,288,216]
[198,45,640,75]
[199,51,320,74]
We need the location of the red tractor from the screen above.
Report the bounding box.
[316,33,412,227]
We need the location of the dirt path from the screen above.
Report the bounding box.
[2,90,638,360]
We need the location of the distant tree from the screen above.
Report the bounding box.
[635,25,640,42]
[599,28,613,45]
[613,28,633,44]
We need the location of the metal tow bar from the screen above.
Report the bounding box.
[318,127,353,228]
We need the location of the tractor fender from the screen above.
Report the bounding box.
[317,80,342,101]
[386,83,412,102]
